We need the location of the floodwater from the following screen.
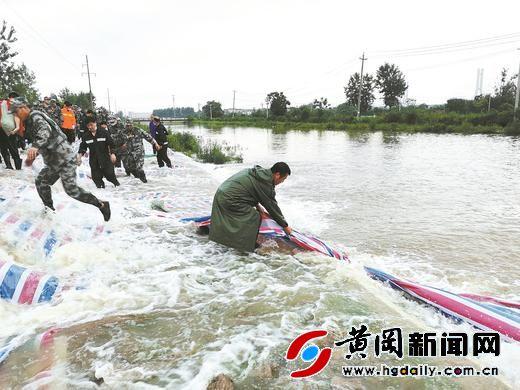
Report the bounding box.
[0,125,519,389]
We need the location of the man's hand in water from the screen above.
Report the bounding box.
[27,147,39,162]
[283,226,293,235]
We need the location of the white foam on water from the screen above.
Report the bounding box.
[1,139,518,388]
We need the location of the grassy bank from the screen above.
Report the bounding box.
[189,114,520,135]
[167,132,243,164]
[135,123,242,164]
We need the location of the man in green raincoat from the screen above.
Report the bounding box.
[209,162,293,252]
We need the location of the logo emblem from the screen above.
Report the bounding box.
[286,330,332,378]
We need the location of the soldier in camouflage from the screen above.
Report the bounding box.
[96,107,109,125]
[121,119,160,183]
[47,96,63,125]
[10,99,111,221]
[38,96,62,125]
[73,106,84,139]
[37,96,50,113]
[108,116,127,171]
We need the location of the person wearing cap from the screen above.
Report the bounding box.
[107,116,126,171]
[73,106,83,139]
[0,92,23,169]
[10,99,111,221]
[78,117,120,188]
[121,119,160,183]
[60,100,77,144]
[97,107,109,126]
[38,96,50,113]
[42,95,62,125]
[152,117,172,168]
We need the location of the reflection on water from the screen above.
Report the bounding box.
[1,126,519,389]
[382,131,401,145]
[270,132,288,153]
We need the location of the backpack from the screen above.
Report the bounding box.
[0,100,16,135]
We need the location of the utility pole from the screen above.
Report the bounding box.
[480,69,484,96]
[172,94,175,118]
[475,68,484,97]
[357,53,367,118]
[107,89,111,112]
[514,48,520,121]
[209,102,213,120]
[488,94,492,112]
[82,55,96,110]
[232,90,236,117]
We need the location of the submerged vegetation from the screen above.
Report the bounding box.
[167,132,243,164]
[190,111,520,135]
[189,105,520,135]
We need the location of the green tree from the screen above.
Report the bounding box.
[202,100,223,118]
[312,97,331,110]
[0,21,39,103]
[8,63,39,103]
[153,107,195,117]
[344,72,375,114]
[58,88,95,110]
[446,98,471,113]
[375,63,408,108]
[266,92,291,117]
[492,68,517,111]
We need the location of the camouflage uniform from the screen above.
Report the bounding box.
[26,110,101,210]
[109,122,127,170]
[96,107,109,125]
[36,101,48,113]
[121,125,155,182]
[47,103,63,125]
[74,108,84,139]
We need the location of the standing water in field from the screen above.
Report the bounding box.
[0,126,519,389]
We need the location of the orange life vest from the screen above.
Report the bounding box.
[61,107,76,130]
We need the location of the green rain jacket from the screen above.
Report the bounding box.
[209,165,288,252]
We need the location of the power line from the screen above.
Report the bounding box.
[403,47,516,73]
[374,39,520,59]
[372,32,520,55]
[1,0,81,72]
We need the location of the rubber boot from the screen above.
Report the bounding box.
[98,201,111,222]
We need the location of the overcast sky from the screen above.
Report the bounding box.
[3,0,520,113]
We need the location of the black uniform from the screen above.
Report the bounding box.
[79,113,96,140]
[154,123,172,168]
[79,128,119,188]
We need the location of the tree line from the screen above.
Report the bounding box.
[152,107,195,118]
